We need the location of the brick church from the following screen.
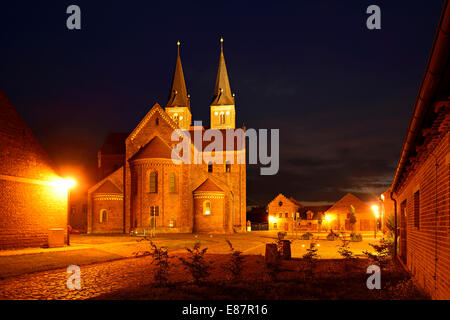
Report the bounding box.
[87,39,246,234]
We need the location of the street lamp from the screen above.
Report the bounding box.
[65,178,76,246]
[371,204,380,239]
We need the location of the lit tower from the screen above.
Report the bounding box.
[210,37,235,129]
[165,41,192,130]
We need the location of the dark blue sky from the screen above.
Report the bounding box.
[0,1,445,205]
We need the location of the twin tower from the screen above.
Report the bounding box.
[164,38,236,130]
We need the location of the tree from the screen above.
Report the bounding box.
[348,205,357,232]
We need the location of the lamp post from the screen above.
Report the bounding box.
[65,178,76,246]
[371,205,380,239]
[380,194,385,233]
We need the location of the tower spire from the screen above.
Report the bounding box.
[167,41,190,109]
[211,37,234,105]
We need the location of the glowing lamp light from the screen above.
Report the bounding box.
[52,178,76,191]
[268,216,277,224]
[205,210,211,215]
[380,194,385,201]
[371,205,380,218]
[324,214,334,223]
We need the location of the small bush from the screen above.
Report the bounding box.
[350,233,363,242]
[302,241,319,277]
[133,238,171,286]
[179,242,212,285]
[326,231,338,241]
[277,231,287,240]
[222,240,245,281]
[301,232,313,240]
[338,233,356,272]
[363,238,392,269]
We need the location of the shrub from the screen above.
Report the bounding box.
[301,232,313,240]
[222,240,245,281]
[326,231,338,241]
[350,233,363,242]
[338,233,356,272]
[277,231,287,240]
[302,241,319,277]
[133,238,171,286]
[363,238,392,269]
[179,242,212,285]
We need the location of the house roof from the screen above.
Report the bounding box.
[392,2,450,191]
[194,178,224,192]
[325,193,370,215]
[0,89,59,179]
[130,136,174,160]
[299,205,332,220]
[100,132,128,155]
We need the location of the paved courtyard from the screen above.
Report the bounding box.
[0,231,381,299]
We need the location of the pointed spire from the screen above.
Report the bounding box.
[167,41,190,109]
[211,37,234,105]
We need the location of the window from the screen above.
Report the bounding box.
[100,209,107,223]
[150,206,159,217]
[219,112,225,125]
[82,204,87,214]
[285,213,288,218]
[273,223,277,229]
[414,190,420,229]
[225,161,231,173]
[149,172,157,193]
[279,213,282,218]
[208,162,213,173]
[173,113,179,125]
[155,117,159,125]
[70,205,76,215]
[203,201,211,215]
[169,173,176,193]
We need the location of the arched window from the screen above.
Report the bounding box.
[225,161,231,173]
[285,212,289,218]
[149,171,158,193]
[155,117,159,125]
[169,172,176,193]
[203,201,211,215]
[219,112,225,125]
[208,162,213,173]
[100,209,107,223]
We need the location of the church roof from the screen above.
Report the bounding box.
[130,136,174,160]
[187,128,245,151]
[194,178,224,192]
[100,132,128,155]
[94,180,122,194]
[211,38,234,106]
[166,42,190,110]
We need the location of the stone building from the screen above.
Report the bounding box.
[390,2,449,299]
[0,90,68,249]
[87,39,246,234]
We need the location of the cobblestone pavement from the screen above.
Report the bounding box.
[0,255,163,300]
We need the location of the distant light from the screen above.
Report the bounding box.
[301,244,305,247]
[269,216,277,223]
[205,210,210,215]
[317,244,320,247]
[380,194,385,201]
[324,214,334,223]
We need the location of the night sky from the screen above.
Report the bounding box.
[0,1,445,205]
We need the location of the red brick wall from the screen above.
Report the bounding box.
[0,180,68,249]
[91,198,123,233]
[0,90,67,249]
[395,131,449,299]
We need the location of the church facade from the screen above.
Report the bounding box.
[87,39,246,234]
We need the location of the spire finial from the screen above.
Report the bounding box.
[177,40,180,55]
[220,36,223,51]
